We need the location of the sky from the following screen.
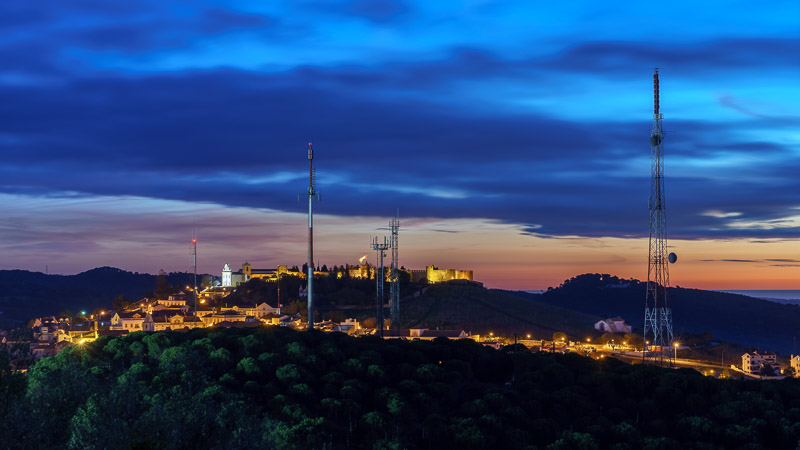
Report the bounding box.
[1,0,798,290]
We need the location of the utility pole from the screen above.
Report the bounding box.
[302,142,320,330]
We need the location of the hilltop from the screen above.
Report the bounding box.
[505,273,800,354]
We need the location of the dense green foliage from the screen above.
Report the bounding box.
[2,327,800,449]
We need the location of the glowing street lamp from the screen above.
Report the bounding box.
[674,342,679,360]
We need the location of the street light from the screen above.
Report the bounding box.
[674,342,679,360]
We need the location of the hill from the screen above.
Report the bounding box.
[392,284,600,337]
[0,267,209,327]
[505,273,800,355]
[3,327,800,449]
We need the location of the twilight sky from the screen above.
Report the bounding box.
[1,1,799,289]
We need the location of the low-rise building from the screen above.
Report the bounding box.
[333,318,360,334]
[111,311,146,331]
[742,350,778,375]
[201,309,249,326]
[790,354,800,377]
[594,317,632,334]
[220,301,280,318]
[383,328,470,340]
[157,294,190,307]
[142,312,204,332]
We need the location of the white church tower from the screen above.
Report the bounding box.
[222,263,232,287]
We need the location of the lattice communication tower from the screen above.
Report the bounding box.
[190,235,197,318]
[643,69,674,365]
[389,215,400,325]
[371,236,390,337]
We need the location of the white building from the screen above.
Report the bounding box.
[111,311,146,331]
[594,317,632,334]
[742,350,778,375]
[221,263,248,287]
[222,263,232,287]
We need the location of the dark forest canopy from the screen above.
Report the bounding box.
[2,327,800,449]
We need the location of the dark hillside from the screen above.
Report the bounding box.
[506,273,800,354]
[395,284,600,336]
[0,267,209,326]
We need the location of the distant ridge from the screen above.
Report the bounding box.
[0,267,209,327]
[504,273,800,355]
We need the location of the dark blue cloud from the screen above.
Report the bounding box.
[1,0,798,244]
[299,0,413,24]
[1,61,798,241]
[544,39,800,75]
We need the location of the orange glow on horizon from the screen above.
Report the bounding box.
[5,194,799,291]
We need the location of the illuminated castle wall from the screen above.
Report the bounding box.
[223,261,473,285]
[425,266,473,283]
[348,263,376,280]
[351,264,473,283]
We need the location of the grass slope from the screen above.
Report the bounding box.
[395,284,600,336]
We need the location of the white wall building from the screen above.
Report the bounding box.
[594,317,632,334]
[742,350,778,375]
[222,263,232,287]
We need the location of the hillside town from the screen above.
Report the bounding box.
[2,263,797,382]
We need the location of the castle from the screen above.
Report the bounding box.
[223,262,473,286]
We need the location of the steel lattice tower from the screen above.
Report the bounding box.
[644,69,674,365]
[371,236,390,337]
[389,215,400,326]
[190,236,197,318]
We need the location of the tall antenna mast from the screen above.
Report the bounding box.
[644,68,674,365]
[190,234,197,319]
[304,142,320,329]
[389,214,400,326]
[371,236,390,337]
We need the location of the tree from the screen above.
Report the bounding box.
[759,364,777,377]
[283,300,305,315]
[623,333,644,350]
[327,310,346,323]
[155,269,175,298]
[112,294,132,311]
[783,366,796,378]
[596,333,618,345]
